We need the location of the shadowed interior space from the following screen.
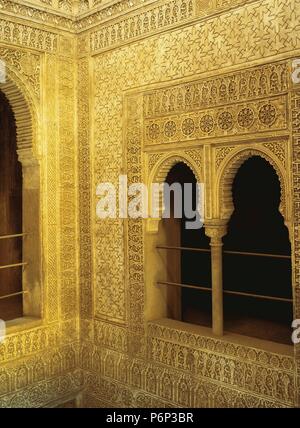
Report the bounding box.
[159,158,293,345]
[0,91,23,321]
[223,156,292,344]
[160,162,212,328]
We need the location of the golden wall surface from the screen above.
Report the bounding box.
[0,0,300,408]
[0,12,80,407]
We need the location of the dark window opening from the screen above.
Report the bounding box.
[223,156,292,344]
[158,162,211,327]
[0,92,23,321]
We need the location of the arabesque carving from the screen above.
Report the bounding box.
[0,0,299,410]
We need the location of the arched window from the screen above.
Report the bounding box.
[156,162,211,326]
[223,156,292,344]
[0,84,41,325]
[0,91,23,320]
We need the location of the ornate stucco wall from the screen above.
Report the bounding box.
[78,0,300,408]
[0,16,80,407]
[0,0,300,408]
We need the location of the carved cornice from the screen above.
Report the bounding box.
[0,17,58,51]
[0,0,75,31]
[75,0,158,31]
[0,0,261,34]
[3,0,74,17]
[73,0,260,32]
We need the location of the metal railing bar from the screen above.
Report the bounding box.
[0,262,27,270]
[157,281,292,303]
[223,289,292,303]
[156,245,291,259]
[157,245,210,253]
[223,250,291,260]
[0,233,26,240]
[0,291,28,300]
[157,281,211,292]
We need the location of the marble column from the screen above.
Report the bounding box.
[205,221,227,336]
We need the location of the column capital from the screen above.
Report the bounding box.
[205,220,227,241]
[146,218,161,234]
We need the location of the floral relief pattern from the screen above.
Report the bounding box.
[0,0,299,410]
[144,98,285,145]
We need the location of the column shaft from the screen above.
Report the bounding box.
[210,239,223,336]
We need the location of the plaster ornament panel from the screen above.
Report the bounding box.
[0,369,83,408]
[93,62,127,323]
[58,0,72,13]
[82,343,295,407]
[215,140,289,170]
[0,1,74,30]
[43,52,60,322]
[290,89,300,406]
[60,320,78,343]
[144,62,288,118]
[148,152,165,173]
[94,320,127,353]
[94,218,126,322]
[78,58,93,319]
[184,149,202,169]
[144,96,287,145]
[0,0,260,33]
[84,370,135,407]
[78,34,89,57]
[125,95,145,337]
[0,0,160,31]
[0,19,57,52]
[87,0,265,51]
[149,336,294,404]
[80,319,94,343]
[78,0,191,33]
[27,0,152,17]
[58,56,78,321]
[291,91,300,281]
[0,47,41,99]
[292,92,300,135]
[263,140,288,167]
[39,0,53,5]
[59,34,75,56]
[90,0,194,52]
[0,324,59,363]
[9,0,75,15]
[215,146,235,169]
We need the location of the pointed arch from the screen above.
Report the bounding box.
[217,148,288,224]
[0,66,38,160]
[147,152,202,233]
[151,152,202,186]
